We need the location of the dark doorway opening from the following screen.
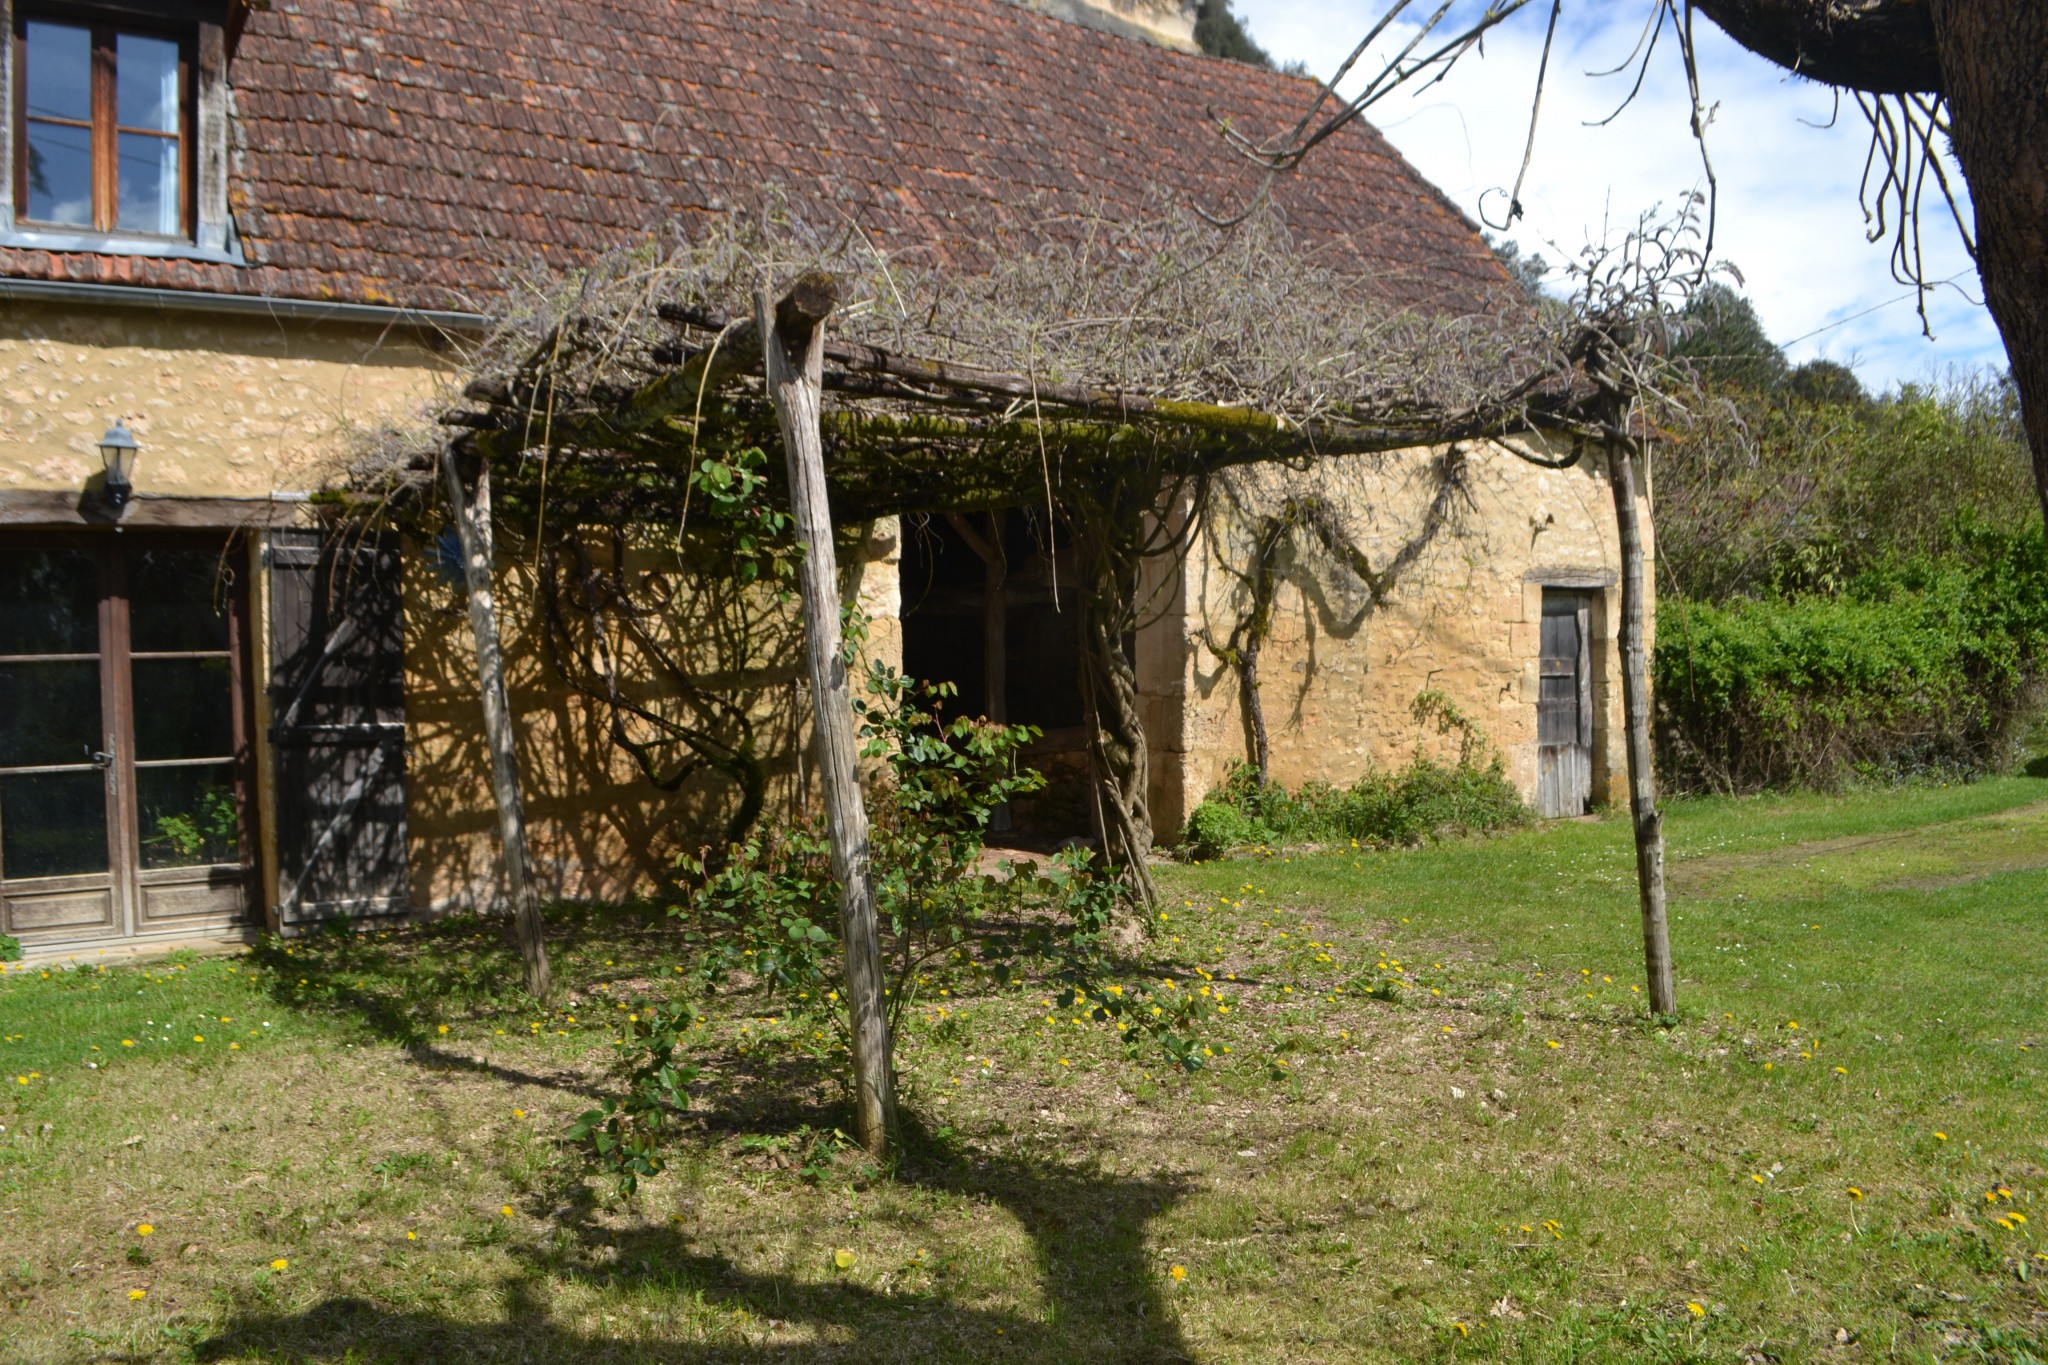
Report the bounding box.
[899,511,1090,838]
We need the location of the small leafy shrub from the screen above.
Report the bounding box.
[1181,691,1530,856]
[568,1002,703,1195]
[0,933,20,963]
[1657,526,2048,791]
[1182,799,1257,860]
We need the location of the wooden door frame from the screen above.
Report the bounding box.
[0,527,256,942]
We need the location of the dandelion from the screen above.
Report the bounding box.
[121,1040,134,1048]
[1847,1187,1864,1199]
[137,1224,154,1237]
[833,1248,856,1270]
[1686,1301,1706,1318]
[270,1259,289,1271]
[1935,1132,1949,1141]
[1546,1041,1561,1049]
[1169,1264,1187,1282]
[1834,1066,1847,1075]
[1452,1321,1469,1336]
[406,1231,417,1240]
[192,1035,204,1043]
[129,1289,147,1300]
[500,1205,514,1217]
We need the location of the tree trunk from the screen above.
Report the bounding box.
[1608,440,1675,1015]
[1076,535,1157,905]
[758,278,897,1159]
[438,447,551,999]
[1930,0,2048,528]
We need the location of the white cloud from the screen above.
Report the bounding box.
[1233,0,2004,390]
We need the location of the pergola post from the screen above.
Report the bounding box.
[759,274,898,1159]
[439,445,552,999]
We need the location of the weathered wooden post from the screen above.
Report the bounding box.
[1607,434,1675,1015]
[439,445,552,999]
[758,273,898,1157]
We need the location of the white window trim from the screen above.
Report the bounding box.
[0,1,241,263]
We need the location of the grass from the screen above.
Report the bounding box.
[4,774,2048,1362]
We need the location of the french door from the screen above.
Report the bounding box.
[0,535,254,945]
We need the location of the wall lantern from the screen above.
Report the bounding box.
[98,423,139,510]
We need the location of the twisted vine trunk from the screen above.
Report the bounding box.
[1079,588,1157,905]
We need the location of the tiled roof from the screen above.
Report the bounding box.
[0,0,1507,314]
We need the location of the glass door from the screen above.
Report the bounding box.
[0,537,253,946]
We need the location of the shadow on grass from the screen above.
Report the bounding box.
[196,1107,1197,1363]
[216,909,1202,1360]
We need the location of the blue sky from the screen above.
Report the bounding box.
[1232,0,2004,391]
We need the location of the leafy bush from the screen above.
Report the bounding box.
[1656,525,2048,792]
[1181,691,1530,857]
[0,933,19,963]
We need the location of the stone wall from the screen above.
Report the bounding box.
[0,301,449,497]
[1139,442,1648,836]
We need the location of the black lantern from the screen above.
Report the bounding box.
[98,423,138,509]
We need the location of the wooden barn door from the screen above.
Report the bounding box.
[1536,590,1593,818]
[268,529,410,927]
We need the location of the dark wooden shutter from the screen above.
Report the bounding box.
[1536,590,1593,818]
[267,529,410,925]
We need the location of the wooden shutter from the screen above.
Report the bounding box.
[267,529,410,925]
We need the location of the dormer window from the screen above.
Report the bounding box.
[17,18,190,236]
[2,4,235,262]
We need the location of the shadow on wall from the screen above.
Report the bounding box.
[398,524,859,914]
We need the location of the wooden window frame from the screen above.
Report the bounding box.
[11,8,194,239]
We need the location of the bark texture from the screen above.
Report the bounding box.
[759,277,898,1159]
[1692,0,1940,93]
[1930,0,2048,527]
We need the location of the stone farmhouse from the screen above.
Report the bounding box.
[0,0,1644,957]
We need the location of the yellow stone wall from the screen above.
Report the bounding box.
[400,518,904,914]
[0,301,451,496]
[1139,442,1648,835]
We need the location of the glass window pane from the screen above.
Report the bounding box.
[24,22,91,123]
[128,549,231,652]
[0,661,101,768]
[0,770,109,878]
[116,133,179,235]
[0,550,99,654]
[116,33,179,133]
[137,762,238,869]
[131,658,233,761]
[24,118,93,227]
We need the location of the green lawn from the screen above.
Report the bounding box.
[4,775,2047,1362]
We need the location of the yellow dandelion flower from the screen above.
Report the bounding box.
[129,1289,147,1301]
[1453,1321,1469,1337]
[1847,1187,1863,1199]
[270,1259,289,1271]
[500,1205,513,1217]
[1169,1264,1187,1282]
[513,1109,526,1119]
[192,1035,204,1043]
[121,1040,134,1047]
[437,1025,449,1035]
[833,1248,856,1270]
[406,1231,417,1240]
[1935,1132,1949,1141]
[1686,1301,1705,1318]
[137,1224,154,1237]
[1546,1041,1561,1049]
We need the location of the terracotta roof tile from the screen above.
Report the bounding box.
[0,0,1507,314]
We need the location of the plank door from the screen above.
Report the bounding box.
[0,537,254,946]
[268,529,410,926]
[1536,590,1593,818]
